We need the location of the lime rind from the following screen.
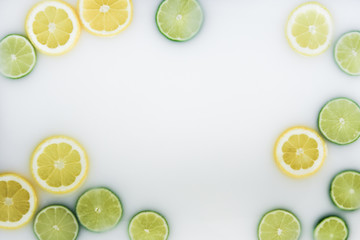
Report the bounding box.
[318,97,360,145]
[334,31,360,76]
[314,216,348,240]
[0,34,37,79]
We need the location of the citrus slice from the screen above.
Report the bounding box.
[0,173,37,229]
[31,136,88,194]
[314,216,348,240]
[330,170,360,211]
[0,34,36,79]
[334,31,360,75]
[286,2,332,56]
[78,0,133,37]
[156,0,204,42]
[129,211,169,240]
[76,187,122,232]
[25,0,81,55]
[274,126,327,178]
[258,209,301,240]
[34,205,79,240]
[318,97,360,145]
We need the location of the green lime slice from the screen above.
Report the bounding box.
[0,34,36,79]
[258,209,301,240]
[156,0,204,42]
[33,205,79,240]
[129,211,169,240]
[75,187,122,232]
[330,170,360,211]
[334,31,360,76]
[314,216,348,240]
[318,97,360,145]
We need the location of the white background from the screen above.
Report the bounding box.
[1,0,360,239]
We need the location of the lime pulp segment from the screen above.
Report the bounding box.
[334,31,360,75]
[156,0,203,41]
[318,98,360,145]
[258,209,301,240]
[331,170,360,210]
[33,205,79,240]
[0,34,36,79]
[76,187,122,232]
[314,216,348,240]
[129,211,169,240]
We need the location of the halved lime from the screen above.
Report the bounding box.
[334,31,360,75]
[0,34,36,79]
[318,97,360,145]
[330,170,360,211]
[129,211,169,240]
[314,216,348,240]
[156,0,204,42]
[33,205,79,240]
[76,187,122,232]
[258,209,301,240]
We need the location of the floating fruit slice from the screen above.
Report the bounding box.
[286,2,332,56]
[25,0,81,55]
[314,216,348,240]
[274,126,327,178]
[156,0,204,42]
[129,211,169,240]
[31,136,88,193]
[78,0,133,36]
[34,205,79,240]
[76,187,122,232]
[0,34,36,79]
[334,31,360,75]
[0,173,37,229]
[318,97,360,145]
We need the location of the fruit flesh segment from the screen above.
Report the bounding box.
[316,218,347,240]
[332,172,360,209]
[130,212,168,240]
[336,33,360,74]
[259,211,299,240]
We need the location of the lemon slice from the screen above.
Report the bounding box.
[0,173,37,229]
[78,0,133,36]
[286,2,332,56]
[31,136,89,193]
[274,127,327,178]
[25,0,81,55]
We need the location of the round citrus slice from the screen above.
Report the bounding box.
[330,170,360,211]
[274,126,327,178]
[314,216,348,240]
[78,0,133,37]
[0,34,36,79]
[334,31,360,75]
[129,211,169,240]
[0,173,37,229]
[25,0,81,55]
[31,136,89,194]
[286,2,332,56]
[258,209,301,240]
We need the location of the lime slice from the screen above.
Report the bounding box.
[156,0,203,42]
[318,98,360,145]
[76,187,122,232]
[314,216,348,240]
[129,211,169,240]
[258,209,301,240]
[330,170,360,211]
[334,31,360,75]
[34,205,79,240]
[0,34,36,79]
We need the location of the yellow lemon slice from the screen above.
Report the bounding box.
[0,173,37,229]
[274,127,327,178]
[78,0,133,36]
[25,0,81,55]
[31,136,89,194]
[286,2,332,56]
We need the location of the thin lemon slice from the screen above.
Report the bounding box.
[0,173,37,229]
[25,0,81,55]
[274,126,327,178]
[286,2,332,56]
[78,0,133,36]
[31,136,89,194]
